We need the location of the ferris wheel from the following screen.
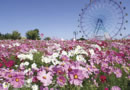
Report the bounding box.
[76,0,128,39]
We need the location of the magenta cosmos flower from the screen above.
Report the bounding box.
[57,76,66,86]
[37,70,53,86]
[10,71,25,88]
[69,69,84,86]
[5,60,15,68]
[111,86,121,90]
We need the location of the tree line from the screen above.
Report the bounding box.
[0,29,49,40]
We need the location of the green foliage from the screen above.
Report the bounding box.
[26,29,41,40]
[0,30,21,40]
[44,37,51,40]
[77,37,86,40]
[11,30,21,40]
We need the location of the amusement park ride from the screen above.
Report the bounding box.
[74,0,128,40]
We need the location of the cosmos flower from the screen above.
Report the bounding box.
[100,75,106,83]
[69,69,84,86]
[111,86,121,90]
[114,68,122,78]
[37,70,53,86]
[57,76,66,86]
[10,71,25,88]
[5,60,15,68]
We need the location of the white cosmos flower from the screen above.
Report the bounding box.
[91,44,101,51]
[24,61,29,66]
[52,52,59,58]
[41,56,51,63]
[29,49,37,54]
[3,82,10,89]
[31,63,38,70]
[32,84,38,90]
[89,49,95,56]
[68,50,75,57]
[76,55,86,62]
[61,50,67,56]
[52,59,60,65]
[8,45,12,48]
[1,44,5,47]
[13,43,20,47]
[17,53,33,61]
[25,78,32,87]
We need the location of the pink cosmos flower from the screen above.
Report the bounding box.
[69,69,84,86]
[114,68,122,78]
[57,76,66,86]
[37,70,53,86]
[104,88,109,90]
[60,55,69,61]
[111,86,121,90]
[10,71,25,88]
[53,66,64,75]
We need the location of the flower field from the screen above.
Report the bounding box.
[0,39,130,90]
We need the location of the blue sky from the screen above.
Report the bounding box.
[0,0,129,39]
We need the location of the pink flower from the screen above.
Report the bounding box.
[69,69,84,86]
[37,70,53,86]
[60,55,69,61]
[5,60,15,68]
[111,86,121,90]
[114,68,122,78]
[0,62,3,68]
[104,88,109,90]
[32,76,38,83]
[100,75,106,83]
[57,76,66,86]
[10,71,25,88]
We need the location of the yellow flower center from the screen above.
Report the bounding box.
[15,78,19,82]
[61,63,64,66]
[87,67,90,71]
[59,79,63,82]
[58,70,61,73]
[43,76,46,79]
[74,74,78,79]
[8,74,12,78]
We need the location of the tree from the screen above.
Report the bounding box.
[44,37,51,40]
[4,33,12,39]
[11,31,21,40]
[26,29,41,40]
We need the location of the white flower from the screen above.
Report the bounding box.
[91,44,101,51]
[31,63,38,70]
[1,44,5,47]
[8,45,12,48]
[25,78,32,87]
[13,43,20,47]
[41,56,51,63]
[24,68,31,74]
[89,49,95,56]
[17,53,33,61]
[68,50,75,57]
[3,82,10,89]
[52,59,60,65]
[24,61,29,66]
[52,52,59,58]
[29,49,37,54]
[27,53,33,60]
[20,63,25,69]
[76,55,86,62]
[32,84,38,90]
[61,50,67,56]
